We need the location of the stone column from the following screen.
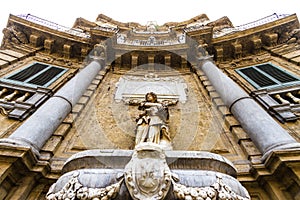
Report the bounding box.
[115,53,121,69]
[199,59,300,160]
[131,54,138,68]
[165,54,171,67]
[148,54,155,71]
[181,54,187,68]
[0,60,103,154]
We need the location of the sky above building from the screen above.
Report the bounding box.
[0,0,299,38]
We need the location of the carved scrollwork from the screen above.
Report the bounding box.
[1,25,28,47]
[86,43,106,65]
[46,172,123,200]
[172,174,250,200]
[0,106,9,116]
[288,28,300,43]
[91,43,106,59]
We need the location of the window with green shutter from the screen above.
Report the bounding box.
[235,63,300,89]
[0,62,68,120]
[1,62,68,88]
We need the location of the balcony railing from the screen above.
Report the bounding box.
[17,14,91,38]
[213,13,291,38]
[235,13,291,31]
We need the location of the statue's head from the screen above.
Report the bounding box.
[145,92,157,103]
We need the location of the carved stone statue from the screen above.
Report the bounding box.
[135,92,174,150]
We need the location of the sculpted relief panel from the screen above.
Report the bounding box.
[114,73,188,103]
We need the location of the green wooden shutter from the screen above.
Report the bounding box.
[256,64,298,83]
[2,62,67,88]
[28,67,65,86]
[8,63,48,82]
[236,63,300,89]
[239,67,277,88]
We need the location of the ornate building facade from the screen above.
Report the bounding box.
[0,12,299,199]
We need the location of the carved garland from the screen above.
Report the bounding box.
[46,172,123,200]
[46,172,250,200]
[0,106,9,116]
[172,175,250,200]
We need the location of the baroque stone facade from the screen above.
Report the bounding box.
[0,12,300,199]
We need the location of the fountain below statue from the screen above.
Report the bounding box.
[46,93,251,200]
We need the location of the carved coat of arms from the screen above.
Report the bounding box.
[124,143,172,200]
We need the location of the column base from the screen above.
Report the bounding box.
[0,138,40,157]
[262,142,300,161]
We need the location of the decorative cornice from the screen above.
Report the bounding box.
[8,15,91,43]
[212,14,299,43]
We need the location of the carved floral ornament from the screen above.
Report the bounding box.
[46,171,123,200]
[46,144,250,200]
[114,74,188,104]
[46,170,249,200]
[172,175,250,200]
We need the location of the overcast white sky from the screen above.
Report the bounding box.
[0,0,299,36]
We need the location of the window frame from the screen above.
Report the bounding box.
[235,62,300,90]
[0,62,68,88]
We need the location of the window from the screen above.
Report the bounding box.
[1,62,68,88]
[0,62,68,120]
[235,63,300,89]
